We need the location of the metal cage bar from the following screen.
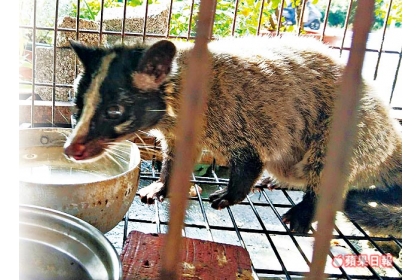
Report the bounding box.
[18,0,403,278]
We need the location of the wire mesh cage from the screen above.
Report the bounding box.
[19,0,402,279]
[104,160,403,279]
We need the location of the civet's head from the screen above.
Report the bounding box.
[64,40,176,161]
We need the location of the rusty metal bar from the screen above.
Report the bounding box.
[142,0,150,43]
[256,0,266,35]
[231,0,240,36]
[121,0,128,44]
[389,48,402,105]
[73,0,81,87]
[51,0,61,126]
[297,0,308,35]
[320,0,333,42]
[165,0,175,38]
[339,0,354,57]
[208,0,218,40]
[275,0,286,36]
[187,0,196,41]
[159,0,214,278]
[75,0,81,42]
[307,1,375,279]
[373,0,393,80]
[98,0,105,44]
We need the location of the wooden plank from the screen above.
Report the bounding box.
[120,231,253,280]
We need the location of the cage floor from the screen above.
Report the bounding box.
[105,161,402,280]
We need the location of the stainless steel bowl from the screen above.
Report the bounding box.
[20,204,122,280]
[19,128,140,233]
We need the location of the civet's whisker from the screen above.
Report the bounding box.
[104,150,125,171]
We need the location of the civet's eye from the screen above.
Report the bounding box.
[106,105,124,120]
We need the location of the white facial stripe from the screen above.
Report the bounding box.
[72,53,117,141]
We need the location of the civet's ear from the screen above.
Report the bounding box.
[133,40,177,90]
[69,40,105,70]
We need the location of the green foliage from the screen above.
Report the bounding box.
[169,0,276,38]
[169,1,200,37]
[23,0,401,48]
[323,1,348,28]
[69,0,160,20]
[69,0,122,20]
[67,0,402,39]
[374,0,402,28]
[318,0,402,30]
[233,0,273,36]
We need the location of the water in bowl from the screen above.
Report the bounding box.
[19,146,125,185]
[20,166,109,184]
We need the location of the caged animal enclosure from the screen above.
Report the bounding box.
[19,0,402,279]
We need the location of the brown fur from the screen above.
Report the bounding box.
[144,36,402,233]
[149,37,401,186]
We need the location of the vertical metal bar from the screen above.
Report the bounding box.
[142,0,150,43]
[319,0,332,42]
[256,0,266,36]
[73,0,81,85]
[165,0,174,38]
[208,0,218,39]
[389,48,402,105]
[121,0,128,44]
[373,0,393,80]
[187,0,196,41]
[307,1,375,278]
[339,0,354,57]
[159,1,214,278]
[231,0,240,36]
[190,173,214,241]
[150,140,162,234]
[155,202,162,233]
[275,0,286,36]
[98,0,105,44]
[75,0,80,41]
[297,0,308,35]
[51,0,60,126]
[123,213,129,244]
[31,0,37,127]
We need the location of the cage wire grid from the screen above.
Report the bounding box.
[105,158,402,279]
[19,0,403,278]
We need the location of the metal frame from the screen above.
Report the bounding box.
[19,0,403,278]
[105,161,402,279]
